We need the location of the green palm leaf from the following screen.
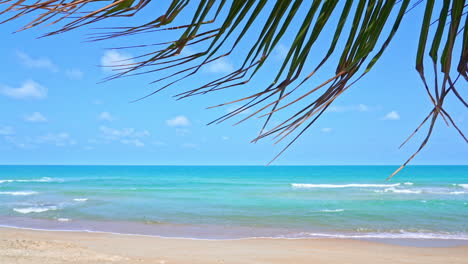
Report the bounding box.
[1,0,466,177]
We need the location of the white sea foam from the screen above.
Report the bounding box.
[317,209,345,213]
[449,191,466,195]
[403,182,414,186]
[375,187,467,195]
[0,177,60,184]
[384,187,422,194]
[0,191,38,196]
[73,198,88,202]
[0,224,466,242]
[294,231,468,240]
[13,206,57,214]
[291,183,400,188]
[423,188,467,195]
[457,184,468,189]
[57,218,70,222]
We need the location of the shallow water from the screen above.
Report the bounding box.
[0,165,467,245]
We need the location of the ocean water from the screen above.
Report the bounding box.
[0,165,467,245]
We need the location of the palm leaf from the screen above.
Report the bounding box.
[1,0,466,178]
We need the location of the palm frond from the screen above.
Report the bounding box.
[1,0,466,177]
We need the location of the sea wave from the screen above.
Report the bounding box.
[374,187,467,195]
[291,231,468,240]
[0,191,38,196]
[449,191,466,195]
[0,224,466,242]
[291,183,400,188]
[0,177,61,184]
[403,182,413,186]
[73,198,88,202]
[13,206,57,214]
[383,187,422,194]
[456,184,468,189]
[316,209,345,213]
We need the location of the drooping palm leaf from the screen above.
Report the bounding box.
[1,0,466,178]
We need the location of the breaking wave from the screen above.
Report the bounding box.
[291,183,400,188]
[0,177,61,184]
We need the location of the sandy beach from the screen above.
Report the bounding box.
[0,227,467,264]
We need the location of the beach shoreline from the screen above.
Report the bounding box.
[2,215,468,248]
[1,227,467,264]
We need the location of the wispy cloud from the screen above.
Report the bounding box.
[35,132,76,147]
[3,136,30,149]
[24,112,47,122]
[16,51,58,72]
[204,58,234,73]
[153,141,166,146]
[166,115,191,127]
[98,112,115,122]
[101,50,134,72]
[274,44,289,60]
[3,131,76,148]
[181,143,199,150]
[175,128,190,136]
[382,111,400,120]
[120,139,144,147]
[222,136,229,140]
[328,104,370,113]
[0,126,14,135]
[321,127,333,133]
[1,80,47,99]
[65,69,84,80]
[180,46,195,57]
[98,126,150,147]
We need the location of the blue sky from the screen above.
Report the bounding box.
[0,1,466,165]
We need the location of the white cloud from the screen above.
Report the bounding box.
[222,136,229,140]
[358,104,369,112]
[120,139,144,147]
[328,104,370,113]
[16,51,58,72]
[101,50,134,72]
[321,127,333,133]
[1,80,47,99]
[181,143,199,149]
[65,69,84,80]
[176,128,190,136]
[24,112,47,122]
[98,126,150,147]
[3,136,30,149]
[382,111,400,120]
[3,132,75,148]
[35,132,76,147]
[100,126,150,139]
[0,126,14,135]
[180,46,195,57]
[274,44,289,60]
[153,141,166,146]
[98,112,115,122]
[204,58,234,73]
[166,115,191,127]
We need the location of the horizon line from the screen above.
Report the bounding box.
[0,164,467,166]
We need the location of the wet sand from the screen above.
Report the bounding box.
[1,227,467,264]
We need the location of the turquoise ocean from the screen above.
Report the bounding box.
[0,166,467,245]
